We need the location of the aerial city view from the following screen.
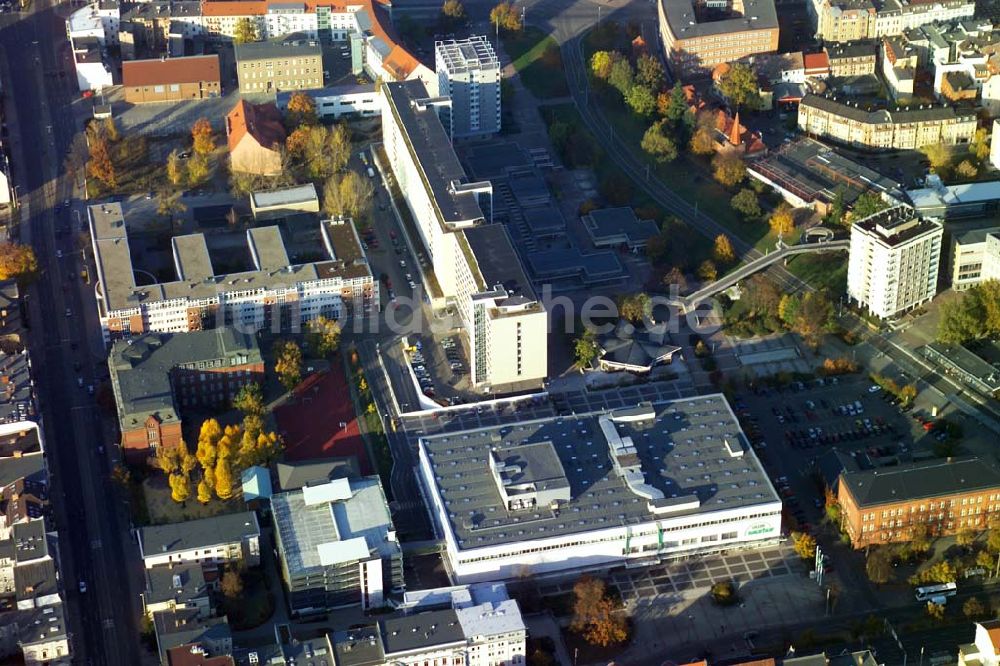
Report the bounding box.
[9,0,1000,661]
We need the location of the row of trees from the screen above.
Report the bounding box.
[163,118,217,194]
[159,380,284,504]
[922,128,990,181]
[938,280,1000,346]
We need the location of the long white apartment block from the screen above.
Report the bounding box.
[847,205,943,319]
[418,395,783,583]
[381,80,547,391]
[88,202,376,342]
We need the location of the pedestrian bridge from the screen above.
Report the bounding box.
[675,238,850,313]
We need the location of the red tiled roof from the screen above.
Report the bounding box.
[803,51,830,71]
[166,645,235,666]
[226,99,286,153]
[122,55,221,87]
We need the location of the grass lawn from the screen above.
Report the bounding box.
[142,475,243,525]
[219,568,275,630]
[786,251,848,293]
[503,28,569,99]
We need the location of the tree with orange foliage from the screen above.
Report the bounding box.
[191,118,215,155]
[570,576,628,647]
[0,243,37,282]
[285,91,318,128]
[87,137,117,188]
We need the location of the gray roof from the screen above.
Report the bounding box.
[463,224,537,302]
[139,511,259,558]
[748,137,903,206]
[800,94,976,125]
[841,457,1000,507]
[109,327,262,430]
[250,183,318,211]
[436,36,500,75]
[599,322,681,371]
[276,458,360,491]
[0,451,45,489]
[826,40,879,61]
[420,394,778,551]
[12,518,48,564]
[14,557,58,601]
[145,563,208,605]
[89,203,371,314]
[332,627,385,666]
[382,81,487,228]
[663,0,777,39]
[463,141,530,180]
[584,207,659,246]
[154,608,231,660]
[235,37,322,63]
[17,603,68,649]
[381,609,465,654]
[521,204,566,237]
[853,205,942,248]
[526,248,625,285]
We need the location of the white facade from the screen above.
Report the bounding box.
[381,81,547,390]
[139,515,261,569]
[73,59,113,92]
[278,85,379,119]
[265,6,318,39]
[435,36,502,138]
[959,620,1000,666]
[419,397,783,584]
[847,206,943,319]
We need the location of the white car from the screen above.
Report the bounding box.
[78,581,87,593]
[868,385,882,393]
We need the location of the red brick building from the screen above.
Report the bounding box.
[838,457,1000,547]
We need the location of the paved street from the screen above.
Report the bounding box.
[0,3,145,664]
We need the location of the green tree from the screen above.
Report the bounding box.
[849,191,888,222]
[233,17,258,44]
[866,548,893,585]
[660,83,693,144]
[274,339,303,391]
[575,330,599,367]
[937,293,985,345]
[690,112,716,155]
[792,291,835,347]
[306,315,342,356]
[635,54,665,91]
[712,153,745,187]
[641,121,677,162]
[716,63,759,110]
[489,1,522,32]
[607,58,634,95]
[625,84,656,116]
[730,188,761,219]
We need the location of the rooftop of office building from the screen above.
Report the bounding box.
[272,476,398,576]
[435,36,500,73]
[662,0,778,40]
[841,457,1000,507]
[420,394,779,551]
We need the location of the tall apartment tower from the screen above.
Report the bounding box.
[435,36,501,138]
[847,205,943,320]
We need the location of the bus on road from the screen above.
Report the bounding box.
[915,582,957,602]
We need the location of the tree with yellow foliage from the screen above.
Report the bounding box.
[191,118,215,156]
[769,203,795,237]
[196,478,212,504]
[713,234,736,265]
[169,472,190,503]
[214,455,235,501]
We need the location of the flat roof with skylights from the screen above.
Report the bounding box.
[418,394,783,582]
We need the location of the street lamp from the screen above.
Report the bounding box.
[11,186,19,208]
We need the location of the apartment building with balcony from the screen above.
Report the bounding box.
[846,205,943,319]
[435,37,501,138]
[798,94,977,150]
[808,0,974,42]
[88,203,376,342]
[839,457,1000,547]
[139,512,261,569]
